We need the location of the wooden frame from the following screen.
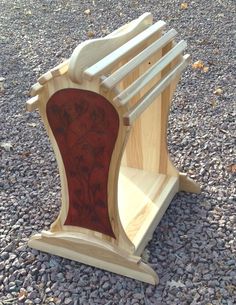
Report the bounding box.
[26,13,200,285]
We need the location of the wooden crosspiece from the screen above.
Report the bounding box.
[26,13,200,285]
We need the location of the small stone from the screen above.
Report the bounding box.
[18,287,28,301]
[1,251,9,260]
[9,285,17,292]
[226,259,235,266]
[133,293,143,300]
[28,290,38,299]
[186,264,194,273]
[84,9,91,15]
[102,281,111,291]
[65,297,73,304]
[15,279,23,286]
[145,286,153,297]
[209,280,220,287]
[0,262,5,271]
[66,272,74,280]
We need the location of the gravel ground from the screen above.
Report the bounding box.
[0,0,235,304]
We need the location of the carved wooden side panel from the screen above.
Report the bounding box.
[46,89,119,238]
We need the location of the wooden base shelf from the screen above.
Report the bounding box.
[29,231,159,285]
[119,167,178,255]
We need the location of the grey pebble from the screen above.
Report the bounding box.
[0,262,5,271]
[64,297,73,304]
[1,252,9,260]
[102,282,111,291]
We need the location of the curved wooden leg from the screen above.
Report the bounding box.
[28,231,159,285]
[179,173,201,194]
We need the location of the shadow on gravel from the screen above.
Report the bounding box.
[146,191,236,304]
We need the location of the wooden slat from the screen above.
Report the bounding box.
[26,95,40,112]
[38,71,53,85]
[123,54,190,126]
[50,60,69,77]
[69,14,153,83]
[30,82,43,97]
[114,40,187,106]
[101,29,177,90]
[83,20,166,81]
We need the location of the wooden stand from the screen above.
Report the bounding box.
[26,13,200,285]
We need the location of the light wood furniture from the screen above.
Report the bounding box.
[26,13,200,285]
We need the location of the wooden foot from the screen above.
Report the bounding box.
[28,231,159,285]
[179,173,201,194]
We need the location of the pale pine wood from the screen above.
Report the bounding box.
[28,231,158,285]
[179,173,201,193]
[114,40,187,106]
[68,13,153,83]
[117,24,164,171]
[38,61,69,85]
[50,60,69,77]
[101,29,177,91]
[38,71,53,85]
[26,95,40,112]
[26,13,200,285]
[118,167,179,254]
[123,54,190,126]
[83,20,165,80]
[30,82,43,97]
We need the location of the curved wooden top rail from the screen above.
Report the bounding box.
[68,13,154,83]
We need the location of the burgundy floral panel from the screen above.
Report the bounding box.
[46,89,119,238]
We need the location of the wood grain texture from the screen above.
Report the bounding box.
[114,40,187,106]
[101,29,177,90]
[46,89,119,238]
[26,95,40,112]
[118,167,179,254]
[179,173,201,193]
[28,231,159,284]
[123,54,190,126]
[26,13,201,285]
[83,20,165,81]
[68,13,153,83]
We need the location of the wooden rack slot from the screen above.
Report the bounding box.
[83,20,166,80]
[113,40,187,107]
[100,29,177,90]
[123,54,190,125]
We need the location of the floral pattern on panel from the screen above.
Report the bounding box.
[46,89,119,238]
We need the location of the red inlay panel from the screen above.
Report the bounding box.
[46,89,119,238]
